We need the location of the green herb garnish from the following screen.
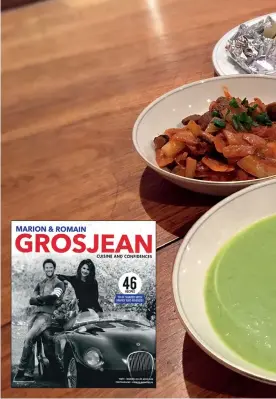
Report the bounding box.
[211,110,220,117]
[256,112,272,126]
[232,115,240,131]
[239,112,248,123]
[248,104,258,114]
[244,117,253,131]
[241,97,249,106]
[231,112,256,131]
[229,98,239,108]
[213,118,226,128]
[240,112,252,129]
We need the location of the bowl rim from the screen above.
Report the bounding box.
[172,178,276,384]
[132,74,276,186]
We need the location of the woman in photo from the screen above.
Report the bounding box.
[57,259,103,313]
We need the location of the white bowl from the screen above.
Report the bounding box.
[212,13,276,76]
[173,179,276,384]
[133,75,276,196]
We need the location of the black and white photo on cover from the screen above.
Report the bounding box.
[12,253,156,388]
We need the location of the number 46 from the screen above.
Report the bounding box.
[123,276,137,290]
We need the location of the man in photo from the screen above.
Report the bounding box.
[13,259,65,383]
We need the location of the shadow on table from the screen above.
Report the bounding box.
[182,334,276,398]
[139,167,221,239]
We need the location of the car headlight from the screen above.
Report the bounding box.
[83,349,104,369]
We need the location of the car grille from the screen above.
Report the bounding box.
[127,351,154,378]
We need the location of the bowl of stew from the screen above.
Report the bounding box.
[132,75,276,196]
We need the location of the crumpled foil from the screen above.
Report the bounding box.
[225,15,276,74]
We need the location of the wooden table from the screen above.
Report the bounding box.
[2,0,276,397]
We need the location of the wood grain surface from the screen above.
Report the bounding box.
[2,0,276,397]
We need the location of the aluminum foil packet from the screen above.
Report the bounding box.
[226,15,276,75]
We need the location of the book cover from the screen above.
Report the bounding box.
[11,221,156,388]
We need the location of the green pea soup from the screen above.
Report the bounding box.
[205,214,276,372]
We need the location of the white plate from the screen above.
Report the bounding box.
[173,179,276,384]
[132,75,276,196]
[212,13,276,76]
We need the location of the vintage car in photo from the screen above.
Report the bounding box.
[37,311,156,388]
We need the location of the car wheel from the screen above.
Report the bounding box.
[64,351,80,388]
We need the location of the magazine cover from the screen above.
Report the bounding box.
[11,221,156,388]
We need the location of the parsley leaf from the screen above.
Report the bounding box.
[240,113,253,129]
[232,115,241,131]
[213,118,226,128]
[248,104,258,114]
[239,112,248,123]
[211,110,220,117]
[232,113,253,131]
[229,98,239,108]
[256,113,272,126]
[241,97,249,106]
